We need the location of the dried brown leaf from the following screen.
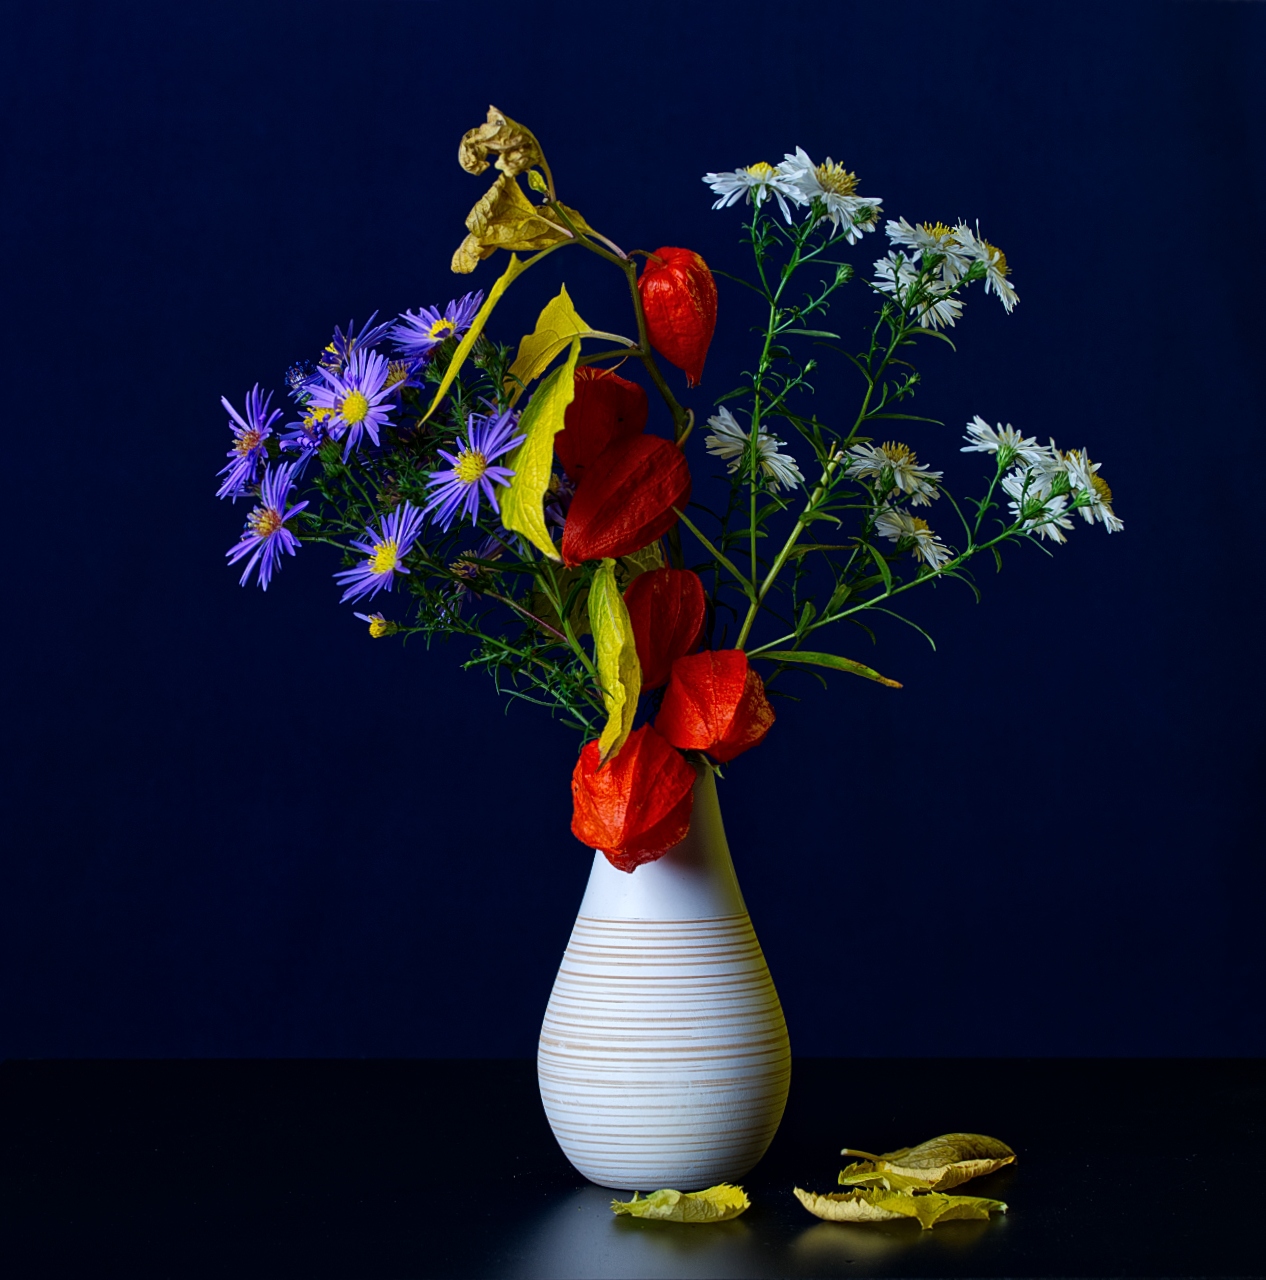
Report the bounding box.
[458,105,545,178]
[452,175,592,275]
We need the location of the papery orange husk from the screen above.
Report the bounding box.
[561,434,691,567]
[570,724,696,872]
[655,649,775,763]
[554,367,648,482]
[623,568,706,689]
[637,247,718,387]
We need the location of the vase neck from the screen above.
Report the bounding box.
[576,769,747,921]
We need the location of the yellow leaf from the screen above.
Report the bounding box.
[589,557,641,765]
[530,545,663,640]
[421,254,528,425]
[452,174,592,275]
[498,338,581,560]
[841,1133,1016,1192]
[837,1164,936,1193]
[794,1188,905,1224]
[506,286,590,397]
[795,1186,1007,1231]
[458,105,545,178]
[611,1184,749,1224]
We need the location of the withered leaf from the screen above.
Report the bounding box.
[837,1164,936,1193]
[841,1133,1016,1192]
[611,1184,749,1224]
[796,1185,1007,1231]
[458,105,545,178]
[453,174,592,275]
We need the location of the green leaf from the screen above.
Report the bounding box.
[751,650,901,689]
[421,253,529,423]
[498,338,581,560]
[611,1184,749,1223]
[780,328,841,339]
[865,541,894,594]
[589,557,641,765]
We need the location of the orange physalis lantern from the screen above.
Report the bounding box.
[655,649,775,763]
[637,247,718,387]
[561,434,691,567]
[570,724,697,872]
[623,568,706,689]
[553,367,648,483]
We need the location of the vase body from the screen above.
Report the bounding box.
[537,770,791,1190]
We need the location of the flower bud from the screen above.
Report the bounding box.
[561,434,691,567]
[570,724,696,872]
[623,568,706,689]
[637,248,718,387]
[655,649,775,763]
[554,367,648,482]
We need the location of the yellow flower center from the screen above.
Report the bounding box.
[1091,472,1113,503]
[910,517,931,535]
[454,449,489,484]
[248,507,283,538]
[369,538,400,575]
[368,615,391,638]
[814,162,859,197]
[429,317,457,340]
[745,161,778,180]
[985,240,1009,276]
[341,389,370,424]
[922,221,954,242]
[880,441,917,465]
[384,361,410,390]
[233,428,262,457]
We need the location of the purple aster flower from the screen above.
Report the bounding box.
[391,291,483,360]
[322,312,395,375]
[279,405,335,468]
[225,462,308,590]
[216,385,282,501]
[333,502,426,604]
[423,409,524,531]
[381,356,425,400]
[353,611,397,638]
[305,347,395,459]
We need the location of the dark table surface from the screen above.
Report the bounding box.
[2,1058,1263,1279]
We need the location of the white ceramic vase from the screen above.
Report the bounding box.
[537,769,791,1191]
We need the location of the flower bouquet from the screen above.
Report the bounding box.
[217,107,1122,1187]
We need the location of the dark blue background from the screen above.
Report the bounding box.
[3,1,1263,1058]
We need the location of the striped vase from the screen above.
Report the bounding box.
[537,769,791,1190]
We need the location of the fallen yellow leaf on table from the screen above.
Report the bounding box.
[611,1184,750,1223]
[840,1132,1016,1192]
[795,1185,1008,1230]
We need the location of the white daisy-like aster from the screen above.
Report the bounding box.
[1001,468,1074,543]
[961,415,1048,468]
[777,148,883,243]
[1062,447,1124,532]
[702,161,804,222]
[704,406,805,491]
[952,222,1020,313]
[845,441,943,506]
[872,250,962,329]
[875,507,953,570]
[885,218,974,283]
